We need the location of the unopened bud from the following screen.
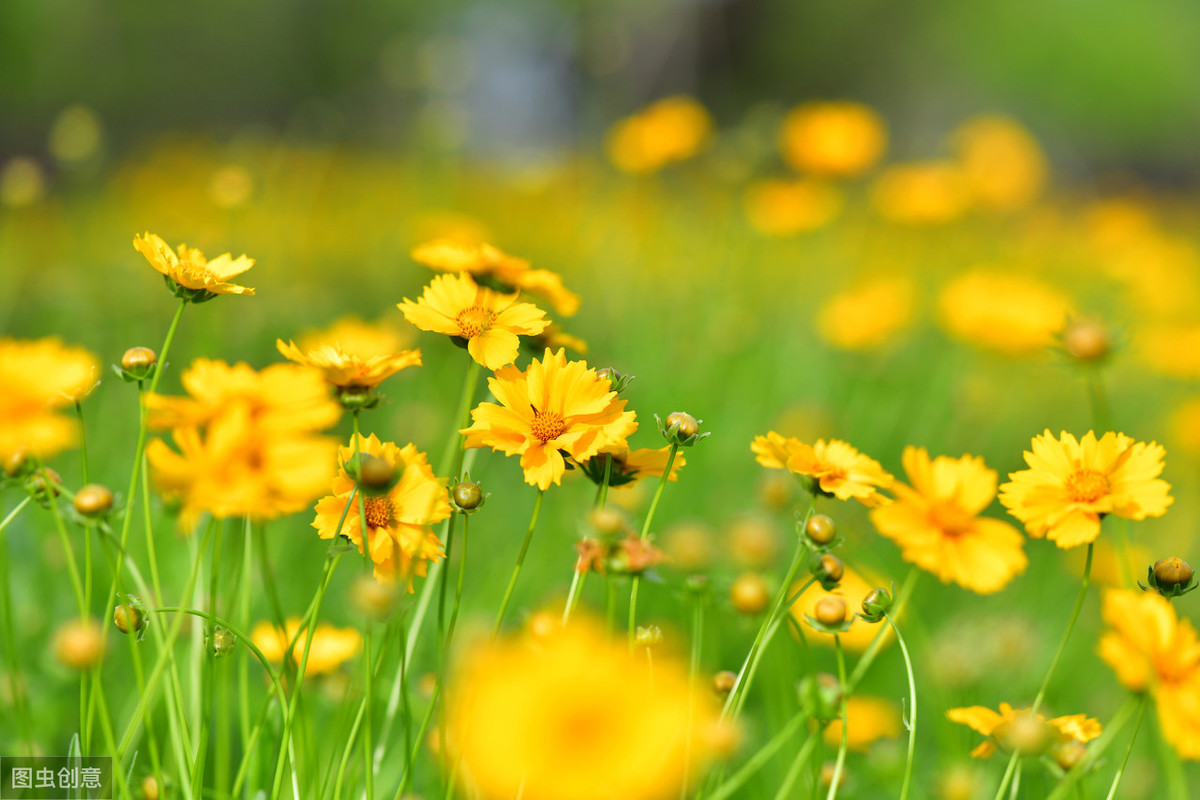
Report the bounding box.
[1154,557,1194,589]
[813,553,844,586]
[730,573,770,615]
[860,587,893,623]
[1050,738,1087,772]
[1062,319,1110,363]
[813,596,847,627]
[804,514,837,546]
[210,628,236,659]
[588,506,628,537]
[54,618,105,670]
[658,411,709,447]
[25,468,62,507]
[451,479,484,512]
[74,483,114,517]
[351,574,396,619]
[713,670,737,695]
[635,625,663,648]
[356,454,396,494]
[121,346,158,381]
[114,603,146,636]
[140,775,161,800]
[595,367,633,394]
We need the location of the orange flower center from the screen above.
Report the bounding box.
[1065,469,1109,503]
[928,502,974,536]
[456,306,495,339]
[363,495,395,528]
[530,409,567,443]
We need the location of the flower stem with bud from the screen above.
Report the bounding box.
[885,613,917,800]
[627,443,680,646]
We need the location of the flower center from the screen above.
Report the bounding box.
[928,502,974,536]
[530,409,567,444]
[1065,469,1109,503]
[456,306,495,339]
[363,495,395,528]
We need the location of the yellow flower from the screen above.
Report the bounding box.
[411,239,580,317]
[999,430,1173,549]
[789,565,890,653]
[312,434,450,588]
[871,162,969,224]
[0,337,100,461]
[947,702,1100,759]
[870,447,1027,594]
[606,96,712,175]
[816,277,915,350]
[445,618,720,800]
[250,618,361,676]
[780,101,887,177]
[529,324,588,355]
[1139,324,1200,380]
[462,349,637,491]
[937,269,1071,354]
[133,231,254,299]
[822,696,903,752]
[1098,589,1200,758]
[1169,398,1200,456]
[398,273,550,370]
[953,116,1047,212]
[751,432,893,507]
[578,446,687,488]
[743,179,842,237]
[276,316,421,390]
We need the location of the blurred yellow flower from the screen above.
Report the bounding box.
[529,323,588,355]
[0,337,99,461]
[780,101,887,177]
[816,276,915,350]
[578,446,686,487]
[398,273,549,370]
[937,269,1070,354]
[411,239,580,316]
[1139,324,1200,379]
[823,696,903,752]
[462,349,637,491]
[277,316,421,390]
[751,433,893,507]
[789,565,890,653]
[312,433,450,588]
[1170,398,1200,456]
[953,116,1047,212]
[871,447,1026,594]
[606,96,712,175]
[1098,589,1200,758]
[871,162,969,224]
[999,430,1172,549]
[947,702,1099,759]
[250,617,361,676]
[743,178,842,236]
[445,618,720,800]
[133,231,255,299]
[0,157,46,207]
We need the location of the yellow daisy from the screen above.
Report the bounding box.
[276,316,421,391]
[133,231,254,300]
[870,447,1027,594]
[0,337,99,461]
[947,702,1100,760]
[998,430,1173,549]
[411,239,580,317]
[250,618,362,676]
[461,348,638,491]
[312,433,450,588]
[751,432,893,506]
[779,101,887,177]
[398,273,549,370]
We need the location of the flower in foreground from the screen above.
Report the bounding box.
[250,618,361,676]
[871,446,1027,594]
[1098,589,1200,758]
[999,430,1172,549]
[751,431,893,507]
[276,316,421,391]
[947,702,1100,759]
[411,239,581,316]
[133,231,255,301]
[462,349,637,490]
[445,618,722,800]
[398,273,549,370]
[313,434,450,588]
[0,337,99,462]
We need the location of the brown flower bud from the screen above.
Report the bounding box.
[121,346,158,372]
[1050,738,1087,772]
[804,514,837,545]
[357,454,395,492]
[588,506,628,537]
[712,670,738,695]
[140,775,160,800]
[813,596,847,627]
[113,603,146,636]
[451,480,484,511]
[1154,557,1194,589]
[729,573,770,615]
[74,483,114,517]
[816,553,844,584]
[54,618,105,670]
[1062,319,1110,362]
[665,411,700,439]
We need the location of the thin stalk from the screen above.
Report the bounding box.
[705,709,808,800]
[238,518,254,797]
[886,614,918,800]
[681,591,704,800]
[1045,694,1140,800]
[824,636,849,800]
[773,734,819,800]
[846,567,920,693]
[0,497,34,753]
[191,522,224,798]
[628,444,680,644]
[352,411,378,800]
[1103,695,1147,800]
[493,489,545,633]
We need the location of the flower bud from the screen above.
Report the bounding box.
[712,670,737,695]
[114,603,147,636]
[635,625,663,648]
[798,671,842,720]
[351,574,396,619]
[1062,319,1110,363]
[994,713,1052,757]
[74,483,114,518]
[657,411,710,447]
[685,574,711,597]
[595,367,634,394]
[335,386,380,411]
[589,506,629,537]
[729,573,770,615]
[1050,738,1087,772]
[25,467,62,507]
[140,775,161,800]
[860,587,893,623]
[356,454,397,494]
[451,479,485,512]
[813,596,847,627]
[804,514,837,546]
[210,627,236,659]
[120,346,158,381]
[54,618,105,670]
[813,553,844,587]
[526,610,560,640]
[1154,557,1194,589]
[3,451,31,479]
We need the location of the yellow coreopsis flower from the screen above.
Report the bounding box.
[823,696,903,752]
[276,316,421,391]
[870,447,1027,594]
[816,276,915,350]
[445,618,721,800]
[411,239,581,316]
[871,162,970,224]
[462,348,638,491]
[398,273,550,370]
[953,116,1047,213]
[606,96,712,175]
[998,430,1172,549]
[937,270,1071,355]
[947,703,1100,759]
[751,432,893,507]
[0,337,100,462]
[312,434,450,588]
[250,618,362,676]
[780,101,887,177]
[743,178,843,237]
[133,231,255,300]
[1098,589,1200,758]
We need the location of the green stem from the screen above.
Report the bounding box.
[886,614,917,800]
[847,567,920,693]
[0,497,34,754]
[773,733,819,800]
[681,591,704,800]
[1045,694,1140,800]
[351,411,378,800]
[627,444,680,645]
[705,709,808,800]
[493,489,545,633]
[238,518,254,797]
[824,636,849,800]
[1103,695,1147,800]
[438,357,483,479]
